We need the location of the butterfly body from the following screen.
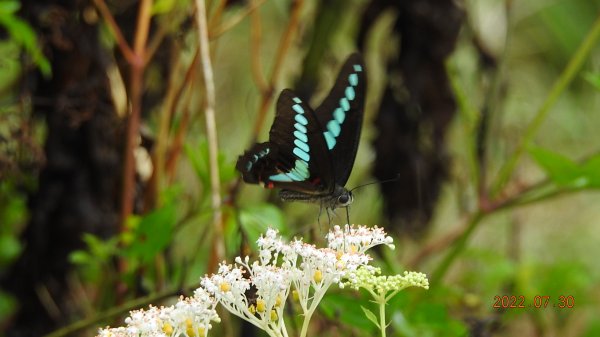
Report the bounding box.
[236,53,366,211]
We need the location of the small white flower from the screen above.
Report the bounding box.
[96,291,219,337]
[326,225,395,253]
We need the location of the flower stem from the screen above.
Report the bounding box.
[299,309,313,337]
[379,300,386,337]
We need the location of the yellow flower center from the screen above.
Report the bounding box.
[314,270,323,283]
[220,282,231,292]
[185,318,195,336]
[256,299,266,313]
[162,322,174,335]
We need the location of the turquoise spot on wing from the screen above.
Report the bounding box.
[349,73,358,86]
[294,130,308,143]
[293,97,302,104]
[270,159,310,182]
[327,120,341,137]
[293,147,310,162]
[353,64,362,72]
[340,98,350,111]
[345,86,355,101]
[289,160,310,180]
[292,160,309,178]
[270,173,293,182]
[286,171,303,181]
[323,131,336,150]
[295,114,308,125]
[245,147,270,172]
[294,122,307,133]
[292,104,304,114]
[294,139,309,153]
[334,108,345,124]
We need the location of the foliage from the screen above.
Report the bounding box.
[0,1,50,76]
[1,0,600,336]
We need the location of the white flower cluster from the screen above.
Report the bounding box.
[97,288,219,337]
[97,225,397,337]
[201,225,389,337]
[326,224,395,252]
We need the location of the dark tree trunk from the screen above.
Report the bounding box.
[2,1,122,335]
[359,0,463,236]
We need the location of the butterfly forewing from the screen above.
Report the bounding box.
[314,53,366,186]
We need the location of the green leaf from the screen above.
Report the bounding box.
[0,235,21,266]
[583,72,600,91]
[0,1,19,15]
[581,154,600,187]
[319,292,377,333]
[82,233,119,261]
[361,305,381,329]
[239,204,287,242]
[0,9,51,76]
[529,147,600,188]
[184,140,236,187]
[125,204,176,264]
[69,251,92,265]
[410,300,467,336]
[528,146,582,186]
[0,290,17,323]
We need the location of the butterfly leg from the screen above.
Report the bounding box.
[345,206,351,225]
[317,203,323,229]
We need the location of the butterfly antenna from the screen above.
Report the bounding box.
[349,173,401,193]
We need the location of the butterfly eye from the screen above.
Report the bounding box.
[337,193,353,206]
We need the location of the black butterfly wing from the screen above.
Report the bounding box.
[236,89,335,194]
[313,53,366,187]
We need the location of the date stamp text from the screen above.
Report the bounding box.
[493,295,575,309]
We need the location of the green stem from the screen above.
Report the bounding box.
[299,286,330,337]
[491,14,600,196]
[299,309,313,337]
[430,211,484,284]
[494,185,579,212]
[379,299,387,337]
[45,289,177,337]
[446,60,481,193]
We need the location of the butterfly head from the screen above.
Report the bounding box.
[329,185,353,209]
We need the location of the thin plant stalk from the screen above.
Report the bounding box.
[194,0,225,266]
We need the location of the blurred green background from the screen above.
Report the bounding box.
[1,0,600,336]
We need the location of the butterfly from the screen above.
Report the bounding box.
[236,53,366,216]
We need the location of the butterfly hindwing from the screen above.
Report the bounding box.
[236,90,334,194]
[314,53,366,186]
